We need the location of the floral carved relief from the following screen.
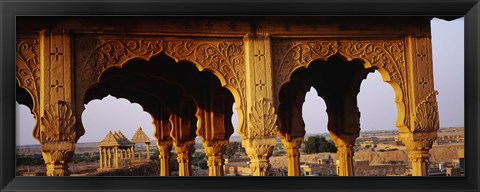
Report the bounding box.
[75,35,247,136]
[272,39,409,127]
[40,101,77,142]
[16,37,41,139]
[248,98,278,138]
[413,90,439,133]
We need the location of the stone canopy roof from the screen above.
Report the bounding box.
[113,131,132,146]
[131,127,151,144]
[99,131,132,147]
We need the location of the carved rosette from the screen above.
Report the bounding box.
[248,98,278,138]
[272,39,408,126]
[16,37,41,139]
[413,91,439,132]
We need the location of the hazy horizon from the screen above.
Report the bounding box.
[15,17,464,146]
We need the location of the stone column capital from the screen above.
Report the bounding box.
[242,136,277,176]
[281,137,303,149]
[174,140,195,163]
[336,145,355,159]
[203,140,229,156]
[399,131,437,151]
[157,140,173,159]
[329,132,358,147]
[408,150,430,163]
[40,141,76,176]
[281,137,303,159]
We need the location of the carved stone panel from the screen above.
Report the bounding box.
[16,34,41,139]
[40,101,77,142]
[74,35,247,139]
[413,91,439,133]
[248,98,278,138]
[272,38,409,128]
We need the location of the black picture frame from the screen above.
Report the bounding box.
[1,0,479,192]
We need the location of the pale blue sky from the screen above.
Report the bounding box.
[16,18,464,145]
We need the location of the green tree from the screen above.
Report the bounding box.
[302,136,337,154]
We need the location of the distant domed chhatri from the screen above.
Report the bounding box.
[97,129,150,171]
[131,127,151,144]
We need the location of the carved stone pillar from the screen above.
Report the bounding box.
[41,141,75,176]
[409,150,430,176]
[203,140,228,176]
[243,137,277,176]
[37,28,84,176]
[330,133,356,176]
[98,147,103,169]
[107,148,111,168]
[174,140,195,176]
[242,32,278,176]
[336,145,355,176]
[157,141,173,176]
[39,102,78,176]
[146,143,151,160]
[281,137,303,176]
[103,148,107,168]
[131,145,135,161]
[114,147,119,168]
[401,34,439,176]
[400,132,437,176]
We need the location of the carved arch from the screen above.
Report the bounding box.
[272,38,409,132]
[74,35,247,138]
